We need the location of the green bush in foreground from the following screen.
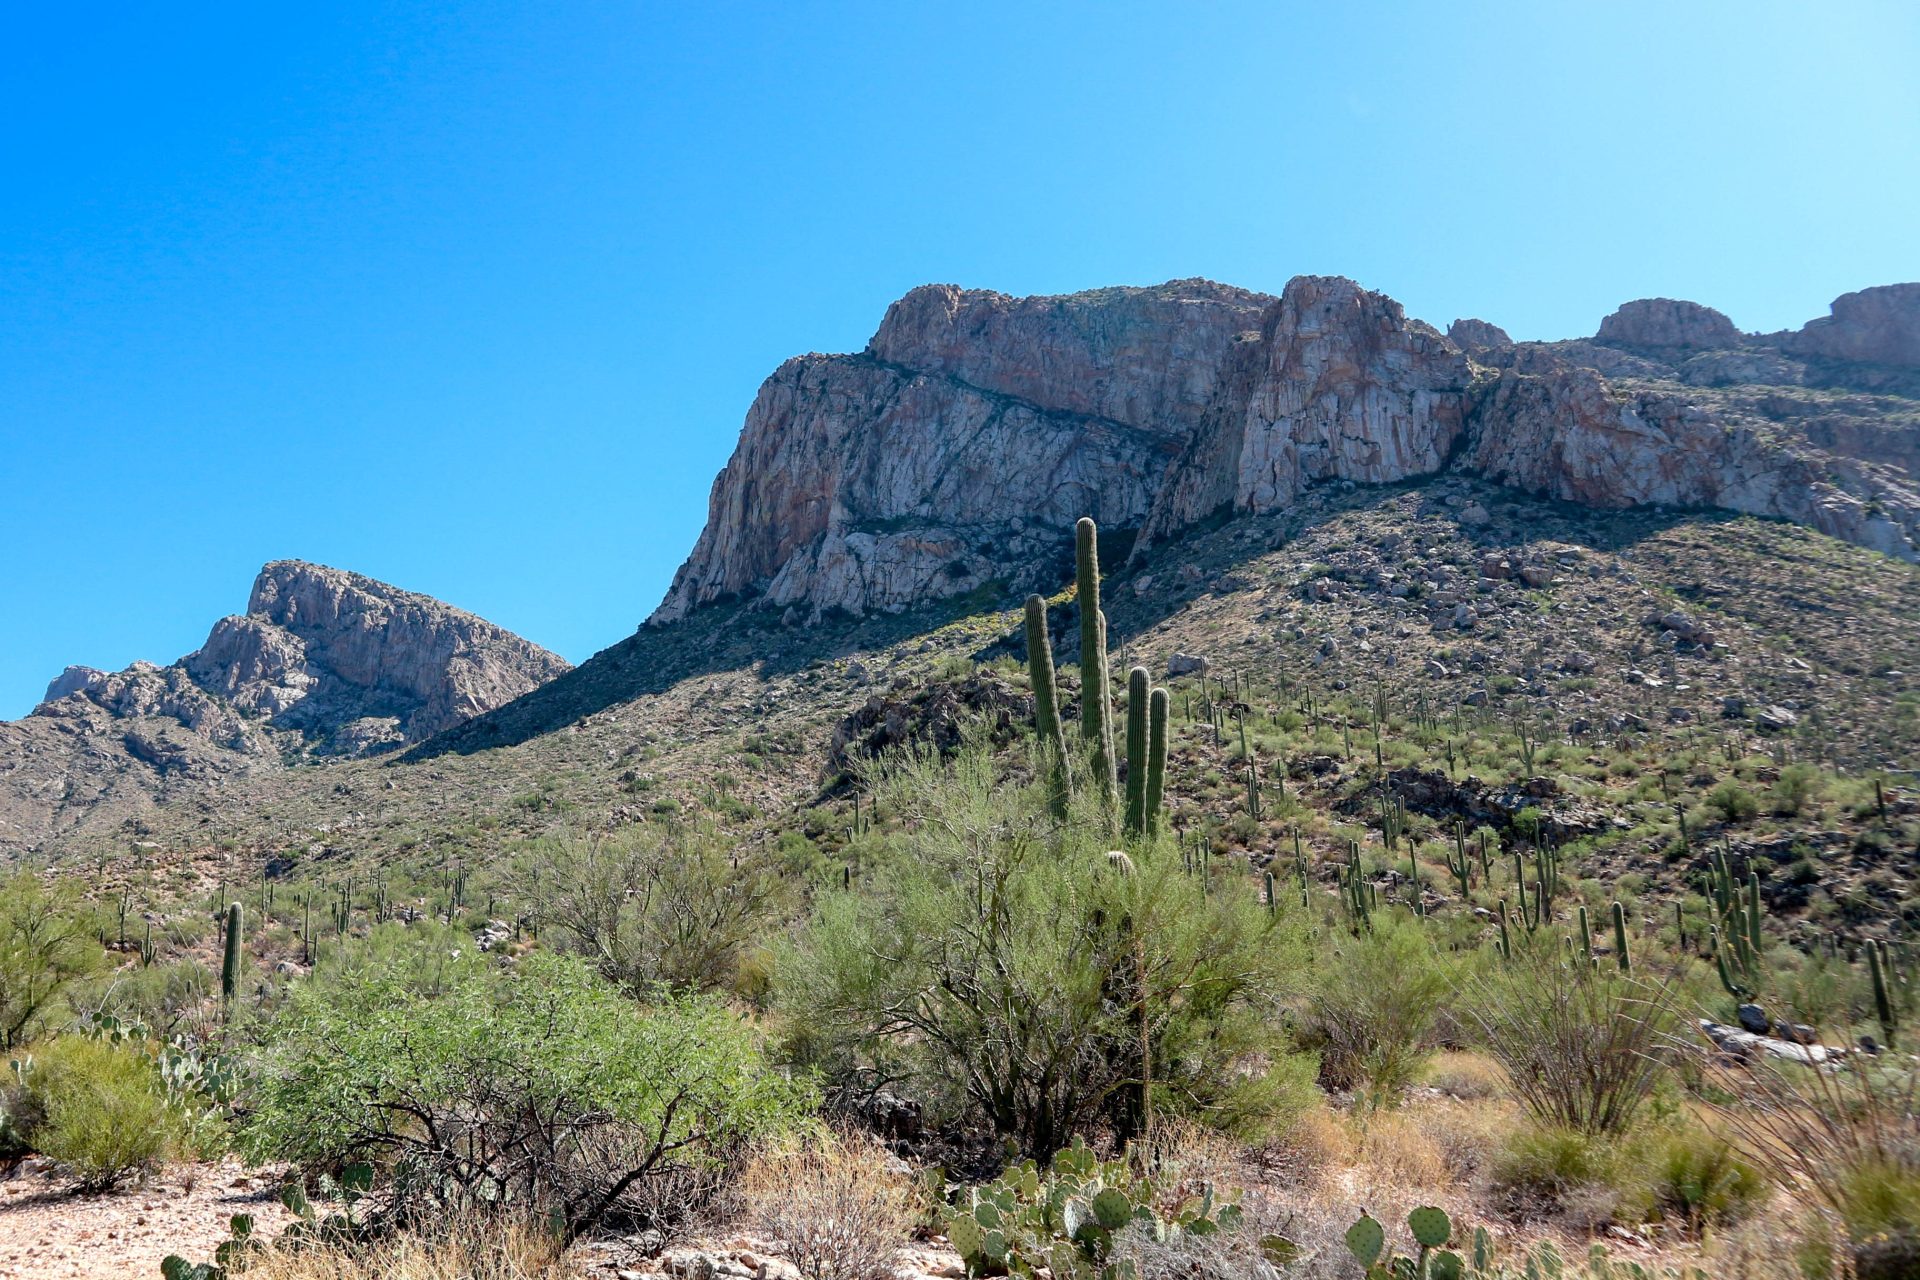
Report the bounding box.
[21,1035,185,1191]
[245,949,813,1244]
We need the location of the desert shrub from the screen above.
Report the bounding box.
[230,1212,569,1280]
[777,741,1313,1156]
[0,872,102,1049]
[1645,1124,1767,1231]
[84,959,215,1042]
[1295,916,1455,1106]
[246,949,812,1244]
[508,826,779,996]
[734,1131,914,1280]
[1700,1040,1920,1271]
[1490,1121,1632,1221]
[1770,763,1823,816]
[20,1035,184,1191]
[1461,944,1677,1135]
[1707,780,1760,823]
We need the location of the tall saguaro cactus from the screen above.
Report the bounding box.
[1076,517,1118,809]
[1125,667,1150,834]
[1025,595,1072,817]
[221,901,243,1008]
[1146,687,1169,836]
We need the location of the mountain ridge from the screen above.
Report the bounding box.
[653,274,1920,630]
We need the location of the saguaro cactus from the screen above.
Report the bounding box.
[1611,901,1632,973]
[1145,687,1169,835]
[1125,667,1149,833]
[1025,595,1071,816]
[221,901,243,1007]
[1076,517,1118,809]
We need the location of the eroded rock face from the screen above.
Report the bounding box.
[1777,284,1920,368]
[35,562,571,755]
[656,275,1920,625]
[1140,277,1473,547]
[1596,298,1742,351]
[653,280,1270,622]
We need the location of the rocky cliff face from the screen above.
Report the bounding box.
[655,275,1920,626]
[37,561,571,756]
[652,280,1271,622]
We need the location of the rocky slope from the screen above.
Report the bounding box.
[655,277,1920,627]
[0,562,568,850]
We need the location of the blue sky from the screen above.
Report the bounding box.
[2,1,1916,718]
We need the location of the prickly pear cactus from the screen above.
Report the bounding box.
[942,1137,1256,1279]
[1407,1206,1450,1248]
[1345,1214,1385,1268]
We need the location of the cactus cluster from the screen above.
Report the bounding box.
[1346,1205,1465,1280]
[945,1138,1288,1280]
[1343,1209,1704,1280]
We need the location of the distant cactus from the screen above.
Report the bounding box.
[1611,901,1631,973]
[1125,666,1150,835]
[220,902,243,1008]
[1076,518,1118,810]
[1709,849,1763,999]
[1871,940,1898,1049]
[1145,687,1169,836]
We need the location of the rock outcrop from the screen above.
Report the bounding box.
[36,561,570,755]
[652,280,1270,622]
[654,276,1920,626]
[1773,283,1920,369]
[1596,298,1742,352]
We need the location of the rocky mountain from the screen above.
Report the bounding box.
[654,276,1920,626]
[0,563,568,849]
[39,561,570,756]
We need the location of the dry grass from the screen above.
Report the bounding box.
[239,1215,574,1280]
[731,1130,915,1280]
[1345,1108,1448,1188]
[1422,1051,1508,1102]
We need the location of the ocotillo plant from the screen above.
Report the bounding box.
[221,901,243,1008]
[1025,595,1071,817]
[1125,666,1150,835]
[1075,517,1118,809]
[1145,687,1169,835]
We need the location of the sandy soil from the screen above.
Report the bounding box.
[0,1156,293,1280]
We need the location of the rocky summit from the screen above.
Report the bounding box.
[654,275,1920,626]
[1,562,567,849]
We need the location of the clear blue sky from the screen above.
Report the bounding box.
[3,2,1916,718]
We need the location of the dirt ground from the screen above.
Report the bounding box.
[0,1155,293,1280]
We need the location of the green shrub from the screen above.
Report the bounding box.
[1771,764,1823,816]
[22,1036,183,1191]
[1461,944,1677,1135]
[1707,780,1759,823]
[0,873,102,1049]
[777,740,1313,1156]
[1296,916,1456,1107]
[507,825,779,995]
[246,948,811,1244]
[1645,1125,1767,1230]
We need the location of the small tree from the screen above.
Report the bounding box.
[0,873,101,1049]
[246,950,812,1243]
[508,826,779,996]
[776,739,1312,1157]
